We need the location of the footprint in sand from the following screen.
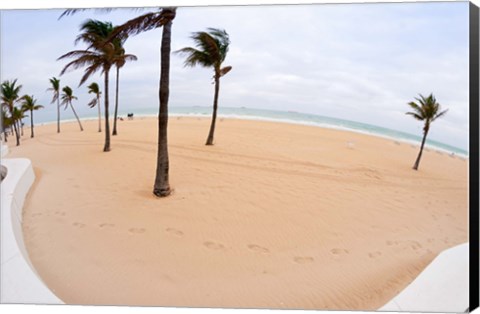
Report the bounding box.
[31,213,42,218]
[99,223,115,228]
[410,241,423,250]
[293,256,314,264]
[166,228,184,237]
[386,240,399,246]
[73,222,86,228]
[129,228,146,234]
[54,211,66,216]
[203,241,225,250]
[330,248,349,256]
[368,251,382,259]
[247,244,270,254]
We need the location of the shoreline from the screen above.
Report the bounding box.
[30,113,469,158]
[6,117,468,309]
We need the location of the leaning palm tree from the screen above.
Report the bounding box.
[59,19,136,152]
[406,93,448,170]
[47,77,61,133]
[61,7,177,196]
[12,107,27,143]
[1,79,22,146]
[87,82,102,132]
[61,86,83,131]
[176,28,232,145]
[21,95,44,138]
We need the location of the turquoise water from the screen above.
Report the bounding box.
[40,105,469,156]
[168,106,469,156]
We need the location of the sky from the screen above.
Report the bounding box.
[0,1,470,150]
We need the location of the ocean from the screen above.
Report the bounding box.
[37,106,469,157]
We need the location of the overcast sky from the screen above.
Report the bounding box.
[0,2,470,150]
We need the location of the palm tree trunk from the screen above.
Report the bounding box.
[57,95,60,133]
[12,120,20,146]
[413,128,429,170]
[30,109,34,138]
[97,95,102,132]
[112,66,120,136]
[153,17,173,197]
[20,119,24,136]
[70,102,83,131]
[205,74,220,145]
[103,70,111,152]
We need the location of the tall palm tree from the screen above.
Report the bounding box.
[21,95,44,138]
[406,93,448,170]
[59,19,136,152]
[47,77,61,133]
[1,80,22,146]
[112,43,137,136]
[61,86,83,131]
[87,82,102,132]
[109,7,177,197]
[176,28,232,145]
[61,7,177,196]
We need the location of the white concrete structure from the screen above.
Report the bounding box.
[379,243,469,313]
[1,143,8,158]
[1,158,63,304]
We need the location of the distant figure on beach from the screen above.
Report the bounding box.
[119,117,124,121]
[127,113,134,120]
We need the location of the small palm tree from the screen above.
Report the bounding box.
[21,95,44,138]
[47,77,61,133]
[1,79,22,146]
[12,107,27,141]
[112,43,137,136]
[176,28,232,145]
[87,82,102,132]
[406,93,448,170]
[61,86,83,131]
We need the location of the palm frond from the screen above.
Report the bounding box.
[432,109,448,122]
[59,8,115,20]
[87,97,98,108]
[107,10,168,41]
[406,112,424,121]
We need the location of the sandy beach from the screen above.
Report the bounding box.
[6,117,468,310]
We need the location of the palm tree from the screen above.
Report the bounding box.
[87,82,102,132]
[47,77,61,133]
[1,80,22,146]
[61,86,83,131]
[112,42,137,136]
[61,7,177,196]
[59,19,135,152]
[176,28,232,145]
[21,95,44,138]
[12,107,27,142]
[109,8,177,197]
[406,93,448,170]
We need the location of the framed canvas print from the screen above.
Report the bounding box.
[0,0,479,313]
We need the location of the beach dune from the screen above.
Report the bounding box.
[7,117,468,310]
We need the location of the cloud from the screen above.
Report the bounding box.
[1,2,470,150]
